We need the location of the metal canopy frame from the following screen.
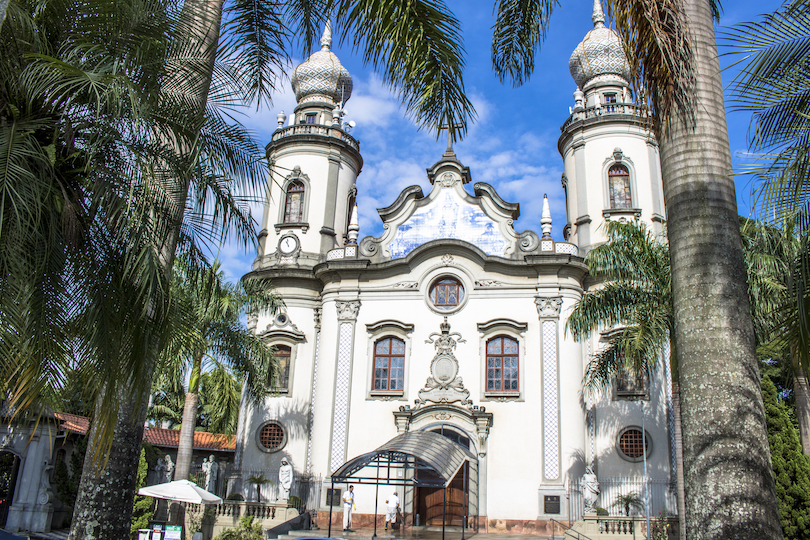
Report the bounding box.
[327,431,476,540]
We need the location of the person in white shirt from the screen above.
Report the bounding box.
[343,485,355,531]
[385,490,400,531]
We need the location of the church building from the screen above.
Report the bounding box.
[233,0,676,532]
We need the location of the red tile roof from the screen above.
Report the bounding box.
[54,411,90,434]
[54,412,235,451]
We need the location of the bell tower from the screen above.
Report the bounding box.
[256,24,363,269]
[557,0,665,255]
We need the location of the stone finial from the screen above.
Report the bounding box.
[541,194,553,239]
[276,110,286,128]
[592,0,605,28]
[347,204,359,244]
[320,21,332,50]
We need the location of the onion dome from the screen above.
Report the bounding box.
[568,0,630,89]
[291,23,353,105]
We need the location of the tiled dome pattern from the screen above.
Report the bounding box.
[568,2,630,89]
[291,26,353,104]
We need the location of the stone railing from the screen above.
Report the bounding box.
[561,103,649,132]
[572,514,678,540]
[185,501,300,540]
[271,124,360,151]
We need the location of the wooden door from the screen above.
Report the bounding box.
[418,464,468,526]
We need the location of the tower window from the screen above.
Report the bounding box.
[608,165,632,209]
[284,181,305,223]
[306,114,316,124]
[604,93,617,113]
[486,336,519,392]
[271,345,291,392]
[373,337,405,392]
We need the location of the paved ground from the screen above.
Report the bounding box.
[283,527,562,540]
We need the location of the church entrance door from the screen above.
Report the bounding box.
[417,462,468,526]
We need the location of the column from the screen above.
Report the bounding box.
[330,300,360,473]
[536,296,563,481]
[306,308,323,475]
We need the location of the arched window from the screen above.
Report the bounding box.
[283,181,305,223]
[429,277,464,310]
[373,337,405,392]
[486,336,519,392]
[272,345,291,391]
[608,165,632,208]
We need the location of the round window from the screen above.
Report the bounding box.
[428,276,466,313]
[256,421,287,453]
[617,427,650,462]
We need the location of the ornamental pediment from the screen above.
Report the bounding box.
[358,155,539,261]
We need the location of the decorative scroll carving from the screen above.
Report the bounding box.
[392,281,418,289]
[313,307,322,329]
[336,300,360,321]
[441,254,454,265]
[475,280,502,287]
[535,296,563,318]
[416,318,471,407]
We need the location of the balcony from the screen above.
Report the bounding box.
[271,123,360,152]
[560,102,650,133]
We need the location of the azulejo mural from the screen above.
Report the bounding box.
[388,189,508,259]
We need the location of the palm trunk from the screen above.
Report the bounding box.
[68,392,148,540]
[175,356,203,482]
[794,366,810,455]
[657,1,782,538]
[67,2,224,538]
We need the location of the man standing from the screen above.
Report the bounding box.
[385,490,399,532]
[343,485,355,531]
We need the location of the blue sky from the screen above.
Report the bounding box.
[215,0,785,282]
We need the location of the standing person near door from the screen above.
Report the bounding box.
[385,490,400,531]
[343,485,355,531]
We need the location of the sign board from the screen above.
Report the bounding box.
[326,488,342,507]
[164,525,182,540]
[544,495,561,514]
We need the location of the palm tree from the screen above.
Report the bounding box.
[492,1,781,537]
[161,256,282,483]
[742,217,810,454]
[247,474,272,503]
[566,220,686,530]
[612,492,645,517]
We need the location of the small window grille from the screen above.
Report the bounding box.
[259,422,285,451]
[618,428,648,459]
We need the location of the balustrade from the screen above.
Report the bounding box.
[272,124,359,151]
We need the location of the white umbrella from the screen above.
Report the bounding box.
[138,479,223,504]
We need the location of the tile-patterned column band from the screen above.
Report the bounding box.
[305,308,322,475]
[536,296,563,481]
[330,301,360,473]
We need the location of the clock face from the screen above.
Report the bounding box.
[279,236,298,254]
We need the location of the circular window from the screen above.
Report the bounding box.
[256,421,287,453]
[617,427,651,462]
[427,276,466,313]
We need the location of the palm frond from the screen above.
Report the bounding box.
[490,0,558,87]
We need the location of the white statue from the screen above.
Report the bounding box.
[164,455,175,482]
[582,466,600,513]
[278,458,294,500]
[202,455,218,492]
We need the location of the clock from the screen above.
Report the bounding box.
[278,235,299,255]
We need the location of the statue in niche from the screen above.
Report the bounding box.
[582,466,600,513]
[278,458,294,500]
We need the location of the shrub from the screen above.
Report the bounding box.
[213,516,263,540]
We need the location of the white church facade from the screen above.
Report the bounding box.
[232,2,677,533]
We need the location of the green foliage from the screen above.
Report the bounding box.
[131,447,153,537]
[649,510,670,540]
[247,474,272,502]
[213,516,263,540]
[611,492,644,517]
[54,436,87,507]
[595,507,609,516]
[763,376,810,540]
